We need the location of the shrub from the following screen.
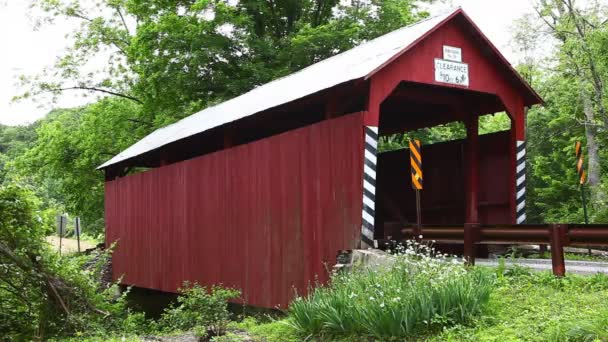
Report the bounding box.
[158,282,241,336]
[0,185,146,340]
[230,317,299,342]
[288,241,494,340]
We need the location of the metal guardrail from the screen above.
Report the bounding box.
[390,224,608,276]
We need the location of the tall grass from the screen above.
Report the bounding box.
[548,313,608,342]
[288,241,494,340]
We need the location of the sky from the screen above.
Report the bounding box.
[0,0,538,126]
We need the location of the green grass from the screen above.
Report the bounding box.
[284,242,494,340]
[235,264,608,342]
[230,317,300,342]
[432,268,608,341]
[527,252,608,262]
[49,250,608,341]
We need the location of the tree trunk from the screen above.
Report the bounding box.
[581,91,604,211]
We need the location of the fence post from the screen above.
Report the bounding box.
[549,224,566,277]
[464,223,478,266]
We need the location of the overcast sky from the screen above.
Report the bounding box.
[0,0,537,126]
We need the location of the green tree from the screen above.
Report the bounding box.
[17,0,436,231]
[533,0,608,216]
[0,123,38,183]
[14,99,142,234]
[0,184,146,339]
[25,0,433,119]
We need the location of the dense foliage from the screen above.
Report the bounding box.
[14,100,141,234]
[158,283,241,336]
[0,184,239,340]
[288,242,493,340]
[226,263,608,342]
[0,185,141,340]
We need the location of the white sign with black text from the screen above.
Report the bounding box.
[434,59,469,87]
[442,45,462,62]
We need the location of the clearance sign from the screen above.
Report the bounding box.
[435,45,469,87]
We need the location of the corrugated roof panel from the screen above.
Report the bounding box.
[99,9,458,169]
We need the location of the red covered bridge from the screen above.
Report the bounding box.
[101,8,542,308]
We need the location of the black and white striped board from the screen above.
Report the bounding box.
[362,126,378,248]
[516,140,526,224]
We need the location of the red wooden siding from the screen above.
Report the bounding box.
[105,112,364,309]
[377,131,511,238]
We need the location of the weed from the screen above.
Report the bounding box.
[287,241,494,340]
[230,317,299,342]
[157,282,241,336]
[433,265,608,341]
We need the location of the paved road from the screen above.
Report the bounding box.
[476,258,608,275]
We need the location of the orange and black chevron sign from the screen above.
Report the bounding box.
[409,140,423,190]
[575,141,586,185]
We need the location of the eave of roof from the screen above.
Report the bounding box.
[99,7,541,170]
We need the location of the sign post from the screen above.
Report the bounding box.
[575,142,589,224]
[409,140,423,240]
[75,217,82,253]
[57,215,67,256]
[575,141,591,255]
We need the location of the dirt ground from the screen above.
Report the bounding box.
[46,236,97,254]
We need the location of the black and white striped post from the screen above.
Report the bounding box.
[362,126,378,249]
[516,140,526,224]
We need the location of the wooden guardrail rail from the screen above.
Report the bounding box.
[391,224,608,276]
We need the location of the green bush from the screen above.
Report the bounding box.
[158,282,241,336]
[0,184,150,340]
[230,317,299,342]
[288,241,494,340]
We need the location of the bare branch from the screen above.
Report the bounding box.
[116,7,131,36]
[49,86,143,104]
[126,118,153,126]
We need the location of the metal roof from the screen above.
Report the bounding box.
[98,8,467,169]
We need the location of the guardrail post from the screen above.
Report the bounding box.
[464,223,478,266]
[549,224,566,277]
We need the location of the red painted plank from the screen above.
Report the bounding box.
[106,112,364,308]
